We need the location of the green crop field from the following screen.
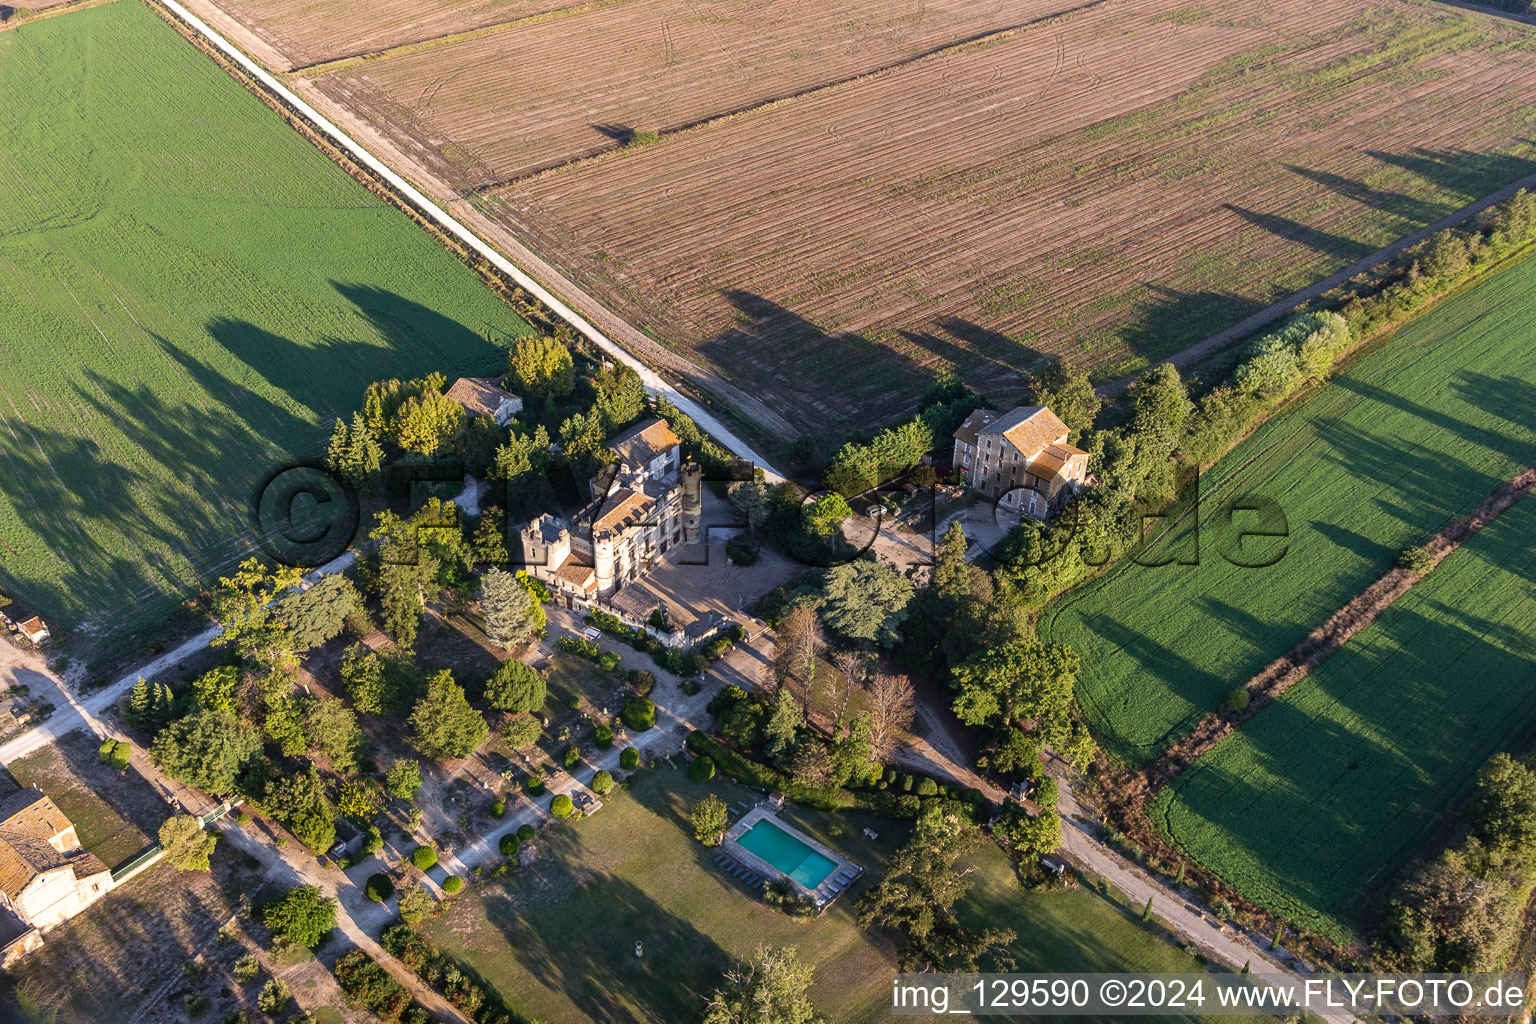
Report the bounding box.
[1041,252,1536,762]
[1155,494,1536,940]
[0,0,533,637]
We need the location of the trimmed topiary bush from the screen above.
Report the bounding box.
[517,824,535,842]
[499,833,520,857]
[365,873,394,903]
[689,755,716,782]
[681,678,701,696]
[441,876,463,894]
[628,669,656,696]
[550,794,574,819]
[620,746,640,770]
[592,770,614,795]
[563,745,581,769]
[599,650,622,672]
[901,774,914,793]
[593,723,614,749]
[411,845,437,870]
[915,777,939,797]
[527,775,546,795]
[622,697,656,732]
[491,800,506,818]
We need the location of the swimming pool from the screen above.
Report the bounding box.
[736,819,838,889]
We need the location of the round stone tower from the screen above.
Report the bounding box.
[682,461,703,545]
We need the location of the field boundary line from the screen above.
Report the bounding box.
[1150,461,1536,788]
[143,0,785,481]
[491,0,1122,190]
[286,0,645,77]
[1097,169,1536,395]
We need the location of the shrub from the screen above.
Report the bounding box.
[726,534,760,565]
[681,678,701,696]
[262,885,337,948]
[365,873,394,903]
[517,824,535,842]
[685,732,924,819]
[97,738,131,771]
[592,770,614,795]
[550,794,574,819]
[233,953,261,983]
[257,979,291,1014]
[1397,545,1436,574]
[901,774,914,793]
[690,755,716,782]
[628,669,656,696]
[883,766,898,784]
[501,712,542,751]
[411,845,438,870]
[563,745,581,768]
[565,693,581,710]
[708,685,749,716]
[620,747,640,770]
[334,949,411,1019]
[915,777,939,797]
[622,697,656,731]
[1225,687,1251,712]
[599,650,623,672]
[557,635,601,660]
[593,723,614,749]
[442,876,463,894]
[396,882,437,926]
[499,833,520,857]
[526,775,546,795]
[236,812,252,825]
[183,994,211,1019]
[490,800,505,818]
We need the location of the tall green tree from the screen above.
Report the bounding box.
[276,573,363,652]
[151,709,263,796]
[763,688,804,762]
[484,659,546,713]
[857,808,1016,971]
[265,767,336,855]
[950,632,1079,735]
[508,335,576,399]
[410,670,488,760]
[191,665,241,717]
[701,946,827,1024]
[1029,358,1099,436]
[159,815,218,871]
[209,558,304,666]
[479,568,544,650]
[819,560,915,648]
[263,885,338,948]
[304,698,361,774]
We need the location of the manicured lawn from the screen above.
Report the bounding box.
[1042,251,1536,761]
[0,0,533,637]
[423,767,1245,1023]
[1157,495,1536,941]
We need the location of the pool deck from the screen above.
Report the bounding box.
[719,804,862,911]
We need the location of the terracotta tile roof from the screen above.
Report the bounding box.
[952,408,999,447]
[608,417,680,468]
[593,488,654,534]
[553,556,597,591]
[0,791,71,842]
[17,617,47,638]
[444,377,521,419]
[69,851,109,880]
[1029,441,1089,482]
[982,406,1071,457]
[0,832,66,899]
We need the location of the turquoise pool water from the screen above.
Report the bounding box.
[737,819,838,889]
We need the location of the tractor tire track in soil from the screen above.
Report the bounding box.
[1150,460,1536,788]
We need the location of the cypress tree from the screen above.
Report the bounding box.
[1174,861,1185,887]
[1142,895,1154,923]
[324,418,351,480]
[127,679,152,729]
[347,413,383,497]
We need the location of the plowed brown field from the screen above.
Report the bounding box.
[184,0,590,70]
[263,0,1536,442]
[310,0,1089,183]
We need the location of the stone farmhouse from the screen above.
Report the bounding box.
[521,416,703,605]
[0,788,115,964]
[444,377,524,427]
[952,406,1089,518]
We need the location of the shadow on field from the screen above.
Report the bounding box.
[1112,284,1266,366]
[898,316,1045,399]
[1225,205,1376,264]
[1363,145,1536,199]
[482,854,732,1023]
[700,290,936,435]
